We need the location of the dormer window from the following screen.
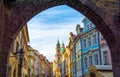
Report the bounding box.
[90,23,92,28]
[87,24,91,29]
[87,23,93,30]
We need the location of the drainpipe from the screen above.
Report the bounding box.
[97,31,102,65]
[80,39,84,77]
[73,43,76,77]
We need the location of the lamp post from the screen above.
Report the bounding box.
[28,68,31,77]
[17,48,25,77]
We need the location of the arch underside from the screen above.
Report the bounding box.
[0,0,120,77]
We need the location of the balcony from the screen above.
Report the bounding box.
[28,51,35,59]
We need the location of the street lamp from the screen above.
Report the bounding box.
[28,68,31,77]
[16,48,25,77]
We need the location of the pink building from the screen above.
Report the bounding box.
[99,32,112,65]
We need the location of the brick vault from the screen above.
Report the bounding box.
[0,0,120,77]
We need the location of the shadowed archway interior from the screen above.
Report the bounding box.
[0,0,120,77]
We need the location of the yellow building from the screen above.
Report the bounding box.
[69,32,77,77]
[28,45,35,77]
[67,34,74,77]
[56,40,62,77]
[61,32,76,77]
[22,25,30,77]
[8,53,19,77]
[33,50,40,77]
[53,39,73,77]
[39,54,53,77]
[8,24,29,77]
[61,45,71,77]
[53,39,62,77]
[53,60,57,77]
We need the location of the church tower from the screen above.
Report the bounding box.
[61,42,65,53]
[55,39,62,77]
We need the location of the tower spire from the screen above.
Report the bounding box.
[62,41,65,47]
[56,38,60,47]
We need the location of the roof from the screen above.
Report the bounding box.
[82,17,88,23]
[90,65,112,71]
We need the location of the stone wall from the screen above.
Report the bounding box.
[0,0,120,77]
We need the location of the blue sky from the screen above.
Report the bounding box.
[27,5,85,62]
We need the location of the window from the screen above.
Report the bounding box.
[87,24,91,29]
[93,34,97,44]
[88,37,91,47]
[83,39,86,49]
[16,41,19,53]
[94,54,98,65]
[77,60,81,71]
[84,57,88,68]
[58,57,60,66]
[76,41,80,53]
[58,50,60,53]
[101,34,104,40]
[89,56,92,66]
[103,51,109,65]
[87,23,92,30]
[90,23,92,28]
[58,57,60,60]
[77,54,81,59]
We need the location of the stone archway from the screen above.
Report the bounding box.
[0,0,120,77]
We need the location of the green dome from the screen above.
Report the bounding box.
[56,39,60,47]
[61,47,65,52]
[61,42,65,52]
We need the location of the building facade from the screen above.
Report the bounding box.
[28,46,52,77]
[61,42,66,77]
[61,42,71,77]
[22,25,30,77]
[54,39,62,77]
[8,25,29,77]
[99,33,112,65]
[74,24,83,77]
[27,45,35,77]
[69,32,77,77]
[67,34,74,77]
[53,60,57,77]
[81,18,101,76]
[33,50,40,77]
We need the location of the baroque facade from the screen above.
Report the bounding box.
[69,32,77,77]
[54,39,62,77]
[8,24,29,77]
[74,25,83,77]
[81,18,101,76]
[28,46,52,77]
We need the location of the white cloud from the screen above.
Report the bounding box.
[28,22,78,62]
